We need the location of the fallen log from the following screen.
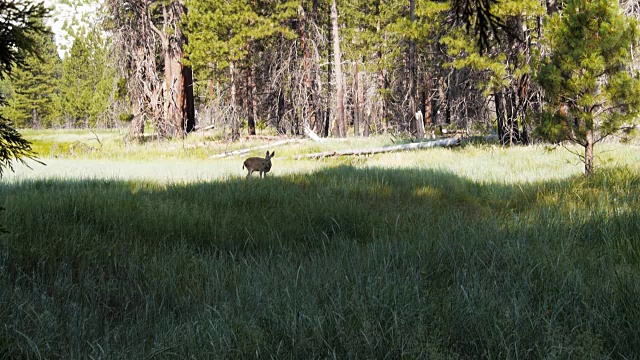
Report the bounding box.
[293,137,461,159]
[209,138,303,158]
[194,124,216,132]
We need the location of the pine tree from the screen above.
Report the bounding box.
[59,29,114,128]
[441,0,544,144]
[537,0,640,176]
[184,0,297,138]
[60,34,93,127]
[0,1,49,240]
[4,21,61,128]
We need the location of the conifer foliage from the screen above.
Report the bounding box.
[2,21,61,128]
[0,0,48,177]
[537,0,640,176]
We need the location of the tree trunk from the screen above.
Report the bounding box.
[508,88,521,144]
[437,76,447,125]
[155,1,195,138]
[298,4,320,133]
[495,90,506,144]
[247,65,256,135]
[230,62,239,140]
[353,61,361,136]
[377,61,387,134]
[504,88,515,145]
[182,63,195,133]
[162,4,177,136]
[357,60,367,137]
[132,98,145,137]
[423,72,433,129]
[546,0,559,14]
[415,110,426,139]
[276,90,285,134]
[408,0,421,137]
[584,128,594,176]
[375,1,387,134]
[330,0,345,137]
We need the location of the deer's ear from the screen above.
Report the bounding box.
[266,151,270,157]
[270,151,275,157]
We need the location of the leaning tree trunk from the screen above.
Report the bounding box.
[330,0,345,137]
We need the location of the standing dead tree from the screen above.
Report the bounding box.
[106,0,162,138]
[105,0,195,139]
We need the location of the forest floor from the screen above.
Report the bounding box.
[2,129,640,358]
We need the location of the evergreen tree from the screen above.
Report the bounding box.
[60,34,93,127]
[441,0,544,143]
[0,0,48,179]
[184,0,297,138]
[3,21,61,128]
[537,0,640,176]
[60,29,113,127]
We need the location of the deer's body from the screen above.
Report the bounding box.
[243,151,274,178]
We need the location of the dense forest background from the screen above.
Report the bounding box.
[1,0,639,146]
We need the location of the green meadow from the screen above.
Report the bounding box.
[1,130,640,358]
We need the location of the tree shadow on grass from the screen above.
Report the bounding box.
[1,164,638,256]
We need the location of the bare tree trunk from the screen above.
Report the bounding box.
[357,60,366,137]
[375,1,387,134]
[230,62,239,140]
[353,61,361,136]
[423,73,433,129]
[325,45,332,138]
[132,99,145,137]
[247,64,256,135]
[546,0,558,14]
[508,88,521,145]
[330,0,345,137]
[436,76,447,126]
[182,64,195,133]
[298,4,320,133]
[276,90,285,134]
[408,0,421,138]
[495,90,506,144]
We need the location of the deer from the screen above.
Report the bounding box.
[243,151,275,179]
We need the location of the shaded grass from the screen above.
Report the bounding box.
[1,164,640,358]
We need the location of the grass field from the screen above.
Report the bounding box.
[1,130,640,358]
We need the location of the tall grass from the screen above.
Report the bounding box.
[2,139,640,358]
